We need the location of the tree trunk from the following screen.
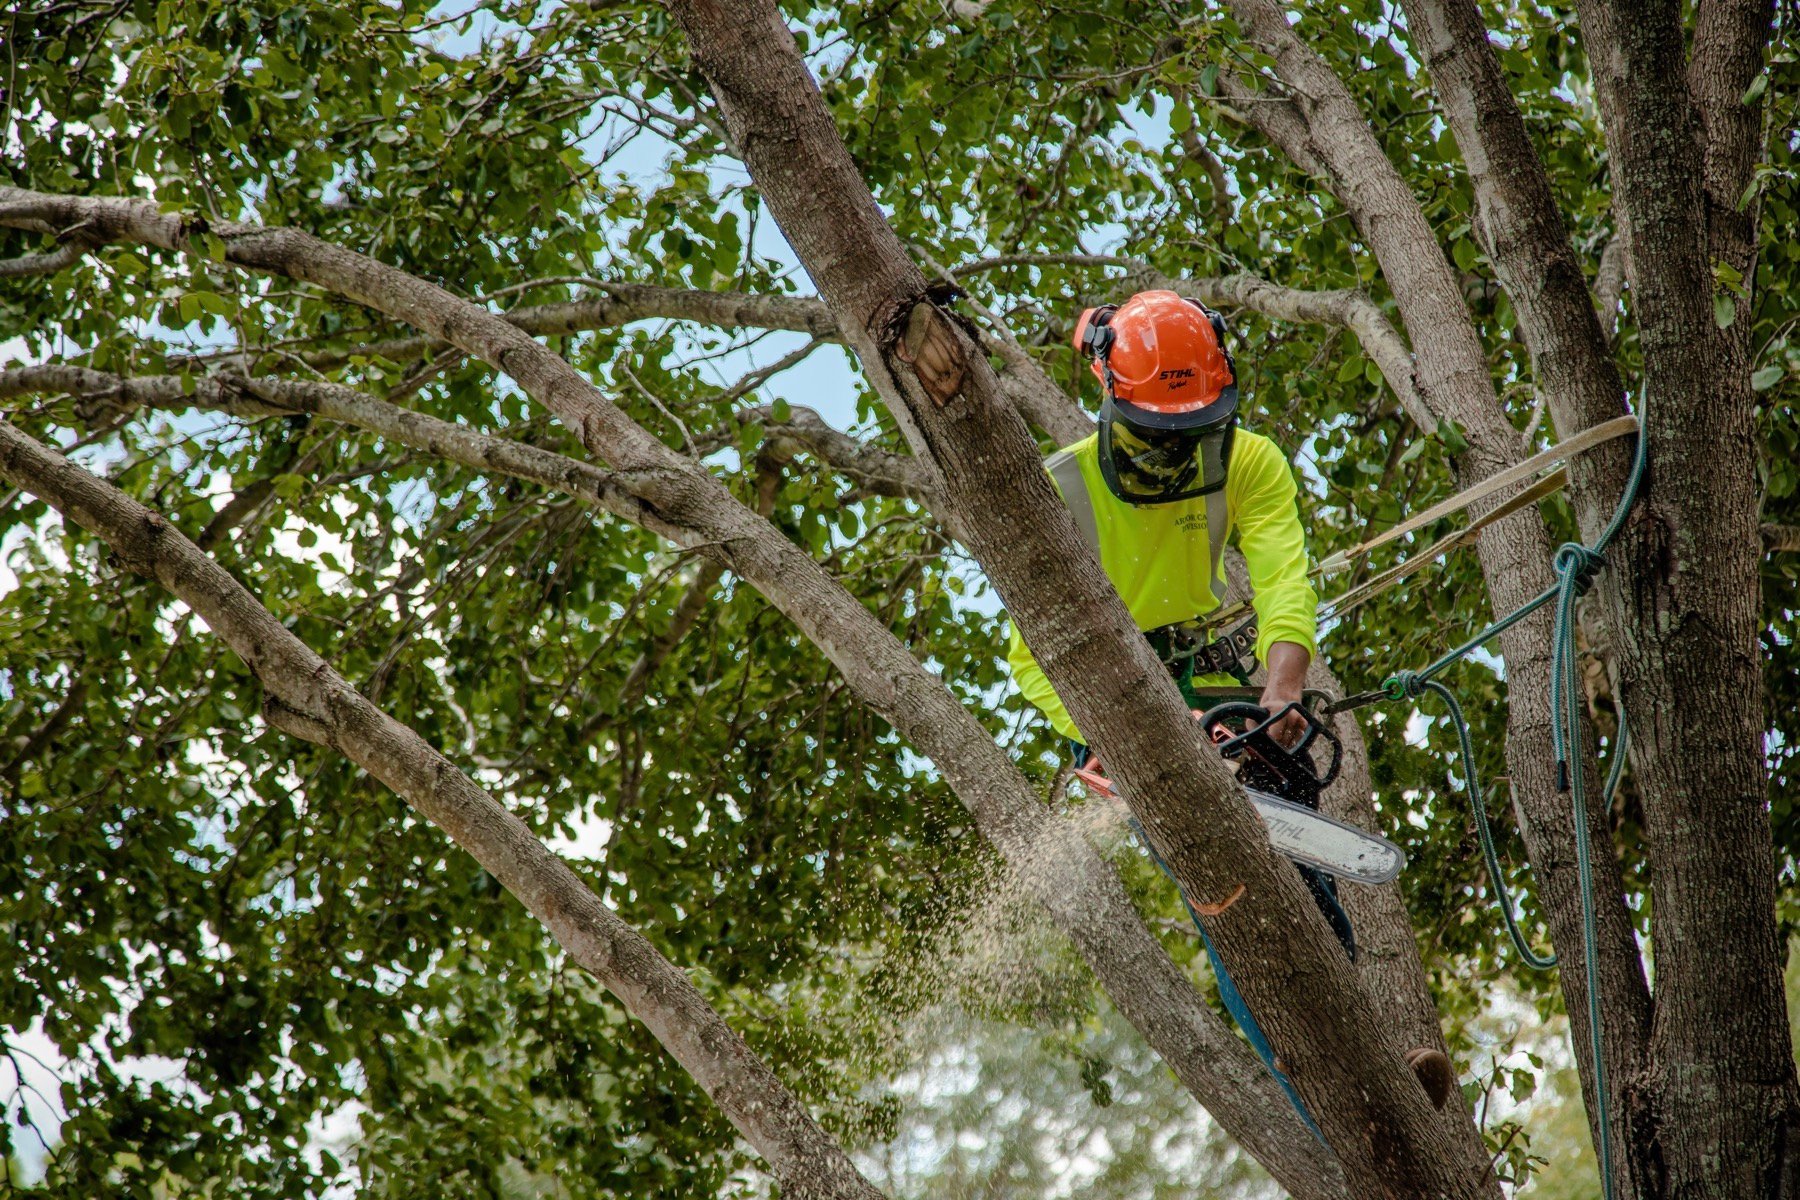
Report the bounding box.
[1573,0,1798,1190]
[662,3,1499,1192]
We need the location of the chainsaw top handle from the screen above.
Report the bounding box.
[1199,698,1343,792]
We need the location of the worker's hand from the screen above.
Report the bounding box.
[1258,688,1308,749]
[1259,641,1314,749]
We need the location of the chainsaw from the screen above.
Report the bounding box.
[1071,695,1406,886]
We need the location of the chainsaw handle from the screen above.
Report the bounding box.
[1199,700,1342,791]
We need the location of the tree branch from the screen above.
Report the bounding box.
[1218,22,1515,470]
[288,283,841,372]
[700,402,943,505]
[1594,234,1630,344]
[1397,0,1635,528]
[1174,272,1431,431]
[0,417,890,1200]
[0,236,92,279]
[1171,88,1237,223]
[1764,523,1800,553]
[612,458,785,718]
[0,364,673,532]
[0,193,1336,1190]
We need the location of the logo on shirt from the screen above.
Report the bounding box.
[1175,512,1208,533]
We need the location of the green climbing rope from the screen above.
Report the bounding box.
[1368,415,1646,1200]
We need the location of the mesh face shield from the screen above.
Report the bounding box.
[1097,397,1238,505]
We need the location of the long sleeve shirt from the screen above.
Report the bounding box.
[1004,429,1319,744]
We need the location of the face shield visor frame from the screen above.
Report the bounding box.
[1097,394,1239,504]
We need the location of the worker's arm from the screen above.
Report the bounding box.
[1006,618,1084,744]
[1230,435,1319,747]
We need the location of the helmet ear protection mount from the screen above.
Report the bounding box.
[1078,295,1241,506]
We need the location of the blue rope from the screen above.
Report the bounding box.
[1377,417,1644,1199]
[1386,670,1558,970]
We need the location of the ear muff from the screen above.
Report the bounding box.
[1183,296,1238,384]
[1074,304,1119,359]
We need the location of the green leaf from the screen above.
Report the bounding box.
[1752,364,1786,391]
[1398,438,1428,466]
[1742,73,1769,105]
[193,291,233,317]
[1435,417,1470,455]
[1714,292,1737,329]
[770,397,792,423]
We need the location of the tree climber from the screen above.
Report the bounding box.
[1005,290,1456,1114]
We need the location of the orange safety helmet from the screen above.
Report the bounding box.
[1072,290,1238,430]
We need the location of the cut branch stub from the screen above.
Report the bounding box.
[896,302,973,406]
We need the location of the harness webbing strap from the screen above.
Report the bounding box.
[1204,486,1230,605]
[1046,448,1099,556]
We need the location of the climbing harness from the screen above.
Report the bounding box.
[1146,613,1260,683]
[1327,412,1647,1200]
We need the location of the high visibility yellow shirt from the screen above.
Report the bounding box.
[1004,429,1319,743]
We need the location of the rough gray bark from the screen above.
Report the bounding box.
[0,200,1343,1197]
[1209,5,1660,1186]
[0,418,891,1200]
[1571,0,1796,1190]
[662,3,1491,1192]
